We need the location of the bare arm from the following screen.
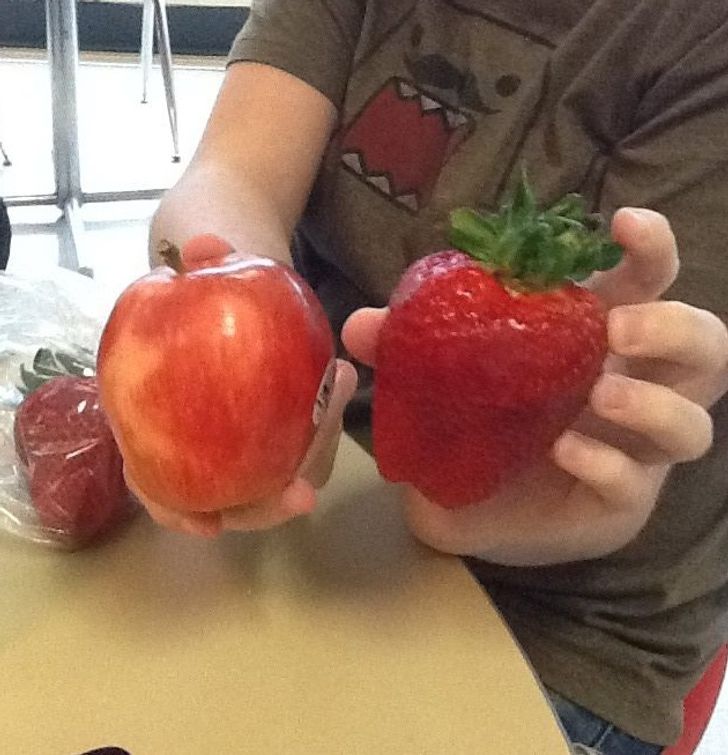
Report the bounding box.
[149,62,337,267]
[133,61,361,539]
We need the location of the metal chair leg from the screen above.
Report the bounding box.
[154,0,180,162]
[0,141,10,167]
[140,0,155,104]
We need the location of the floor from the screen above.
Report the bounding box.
[2,47,728,755]
[1,47,223,306]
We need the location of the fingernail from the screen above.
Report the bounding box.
[615,208,649,242]
[552,430,581,458]
[182,519,217,538]
[622,207,653,223]
[181,521,203,537]
[608,308,635,352]
[281,478,317,515]
[200,519,222,538]
[594,373,628,410]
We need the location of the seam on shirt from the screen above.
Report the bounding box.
[319,0,356,51]
[583,151,610,214]
[224,53,343,111]
[442,0,557,50]
[352,5,418,73]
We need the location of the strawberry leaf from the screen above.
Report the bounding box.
[18,347,96,397]
[448,175,624,289]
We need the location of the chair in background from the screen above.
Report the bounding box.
[139,0,180,162]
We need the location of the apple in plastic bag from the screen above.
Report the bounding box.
[97,235,336,514]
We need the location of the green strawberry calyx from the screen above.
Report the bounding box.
[448,176,623,290]
[18,347,95,396]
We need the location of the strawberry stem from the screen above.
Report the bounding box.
[158,240,186,274]
[448,174,623,289]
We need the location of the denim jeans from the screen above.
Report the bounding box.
[547,690,664,755]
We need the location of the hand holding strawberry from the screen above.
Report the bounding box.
[344,201,728,564]
[368,180,624,508]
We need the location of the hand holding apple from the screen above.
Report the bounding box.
[97,234,356,536]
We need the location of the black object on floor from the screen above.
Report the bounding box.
[0,197,11,271]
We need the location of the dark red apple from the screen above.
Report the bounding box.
[97,236,335,513]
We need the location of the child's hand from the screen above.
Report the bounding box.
[343,209,728,564]
[125,359,358,538]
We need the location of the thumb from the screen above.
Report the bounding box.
[297,359,358,488]
[342,307,389,368]
[587,208,679,308]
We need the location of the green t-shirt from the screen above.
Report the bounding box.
[230,0,728,745]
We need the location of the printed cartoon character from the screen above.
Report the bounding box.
[340,21,524,214]
[340,77,474,214]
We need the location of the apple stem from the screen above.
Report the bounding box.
[158,240,186,274]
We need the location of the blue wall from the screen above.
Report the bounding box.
[0,1,249,57]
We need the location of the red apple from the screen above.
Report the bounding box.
[97,236,335,513]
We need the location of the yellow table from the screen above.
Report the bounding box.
[0,435,568,755]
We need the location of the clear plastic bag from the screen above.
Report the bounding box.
[0,272,136,549]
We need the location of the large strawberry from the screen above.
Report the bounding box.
[373,179,623,508]
[14,376,133,547]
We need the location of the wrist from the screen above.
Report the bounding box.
[149,163,293,269]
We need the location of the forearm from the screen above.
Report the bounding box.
[148,62,337,270]
[149,160,293,269]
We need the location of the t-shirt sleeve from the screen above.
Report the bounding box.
[228,0,367,110]
[597,11,728,315]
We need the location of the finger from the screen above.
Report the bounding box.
[152,504,223,539]
[300,418,343,489]
[179,234,233,264]
[299,359,358,487]
[133,492,222,539]
[401,485,467,554]
[609,302,728,375]
[124,468,222,538]
[552,430,667,511]
[588,208,679,308]
[220,477,316,530]
[341,307,389,368]
[590,373,714,464]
